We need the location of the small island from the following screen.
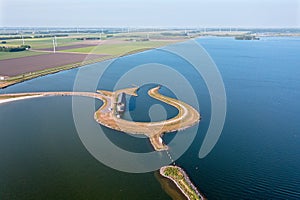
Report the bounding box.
[160,165,206,200]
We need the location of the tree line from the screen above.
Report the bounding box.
[0,45,31,52]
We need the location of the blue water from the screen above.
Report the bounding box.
[179,37,300,199]
[0,37,300,199]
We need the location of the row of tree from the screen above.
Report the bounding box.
[76,37,101,40]
[0,45,31,52]
[0,34,69,40]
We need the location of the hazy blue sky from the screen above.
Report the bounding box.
[1,0,299,27]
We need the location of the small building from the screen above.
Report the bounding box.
[0,76,4,81]
[116,92,126,116]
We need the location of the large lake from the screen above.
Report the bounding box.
[1,37,299,199]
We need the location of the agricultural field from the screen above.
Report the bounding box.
[0,36,86,60]
[1,37,77,49]
[37,44,97,51]
[0,51,47,60]
[0,31,188,88]
[0,52,107,76]
[62,40,175,56]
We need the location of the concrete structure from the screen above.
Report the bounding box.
[116,92,126,118]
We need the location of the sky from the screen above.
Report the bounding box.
[0,0,299,28]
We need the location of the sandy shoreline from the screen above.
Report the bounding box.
[0,95,44,104]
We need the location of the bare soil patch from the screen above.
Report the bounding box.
[0,53,106,77]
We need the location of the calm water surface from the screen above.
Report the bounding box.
[0,37,300,199]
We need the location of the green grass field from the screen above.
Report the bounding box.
[0,35,91,60]
[0,51,47,60]
[61,41,173,56]
[1,32,184,58]
[2,37,79,49]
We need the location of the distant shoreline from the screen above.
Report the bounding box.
[0,51,143,89]
[1,34,299,89]
[0,39,185,89]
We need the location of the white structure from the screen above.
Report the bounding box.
[52,38,56,53]
[21,34,25,45]
[54,36,58,47]
[0,76,5,81]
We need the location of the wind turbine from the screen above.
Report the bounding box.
[21,33,25,45]
[52,38,56,53]
[54,36,58,47]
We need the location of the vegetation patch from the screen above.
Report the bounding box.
[0,45,31,52]
[161,166,203,200]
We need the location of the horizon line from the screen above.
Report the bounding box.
[1,26,300,29]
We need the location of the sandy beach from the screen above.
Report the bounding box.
[0,95,44,104]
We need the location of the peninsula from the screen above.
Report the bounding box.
[0,86,200,151]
